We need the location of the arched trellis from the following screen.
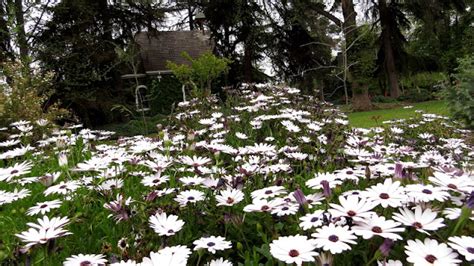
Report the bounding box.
[135,85,150,112]
[121,70,184,113]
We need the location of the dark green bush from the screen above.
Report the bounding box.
[148,75,183,115]
[445,55,474,128]
[399,72,448,102]
[399,88,433,102]
[372,95,399,103]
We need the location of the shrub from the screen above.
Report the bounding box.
[372,95,398,103]
[400,72,448,102]
[0,61,70,127]
[399,88,433,102]
[148,75,183,115]
[445,55,474,128]
[167,52,231,99]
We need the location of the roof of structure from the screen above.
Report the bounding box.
[134,31,213,73]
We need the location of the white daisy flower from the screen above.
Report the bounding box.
[352,215,404,240]
[175,189,205,207]
[235,132,248,139]
[269,235,319,265]
[312,223,357,254]
[362,178,407,208]
[271,202,299,216]
[215,188,244,206]
[392,206,445,234]
[448,236,474,261]
[16,216,71,247]
[405,238,461,265]
[405,184,450,203]
[306,173,342,190]
[63,254,107,266]
[141,245,191,266]
[179,155,212,167]
[44,181,81,196]
[27,199,62,216]
[208,258,232,266]
[0,161,33,182]
[299,210,326,230]
[193,236,232,254]
[142,174,169,187]
[442,207,474,221]
[243,198,284,213]
[149,212,185,236]
[251,186,287,199]
[328,195,377,222]
[180,176,206,186]
[429,172,474,193]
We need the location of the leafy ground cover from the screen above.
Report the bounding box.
[347,100,449,128]
[0,85,473,265]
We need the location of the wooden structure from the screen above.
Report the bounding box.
[122,30,213,111]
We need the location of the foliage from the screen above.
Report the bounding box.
[349,24,379,86]
[35,0,164,126]
[0,61,70,127]
[445,55,474,128]
[265,1,333,94]
[199,0,270,83]
[405,0,473,73]
[371,95,399,103]
[167,52,231,99]
[401,72,448,91]
[148,75,184,115]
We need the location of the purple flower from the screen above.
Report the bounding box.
[145,191,158,202]
[466,191,474,209]
[379,238,394,257]
[293,188,307,206]
[321,180,331,198]
[394,163,404,179]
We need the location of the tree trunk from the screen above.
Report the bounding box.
[341,0,356,41]
[352,82,371,111]
[187,1,194,30]
[243,43,252,82]
[14,0,28,65]
[0,0,12,64]
[341,0,372,109]
[378,0,400,98]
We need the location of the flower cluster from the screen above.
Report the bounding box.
[0,84,472,265]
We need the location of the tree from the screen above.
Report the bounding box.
[366,0,409,98]
[13,0,28,65]
[405,0,470,73]
[0,0,13,65]
[302,0,373,109]
[339,0,373,109]
[36,0,165,126]
[201,0,268,83]
[264,0,332,96]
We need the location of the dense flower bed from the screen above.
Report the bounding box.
[0,84,473,265]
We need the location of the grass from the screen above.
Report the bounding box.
[346,100,450,128]
[96,114,167,137]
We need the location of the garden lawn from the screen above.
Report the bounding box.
[347,100,449,128]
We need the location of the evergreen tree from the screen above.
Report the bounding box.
[36,0,164,126]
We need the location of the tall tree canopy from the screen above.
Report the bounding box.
[2,0,473,127]
[264,0,333,95]
[35,0,164,125]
